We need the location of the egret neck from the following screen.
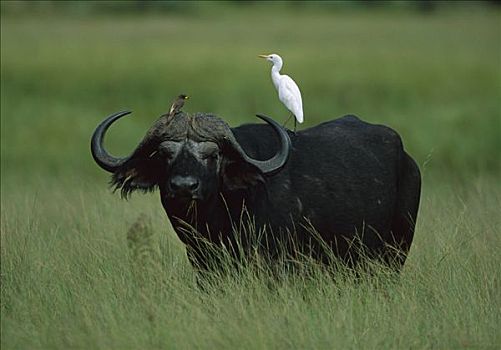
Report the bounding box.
[270,57,283,91]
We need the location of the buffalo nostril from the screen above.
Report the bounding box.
[170,176,199,193]
[187,180,199,191]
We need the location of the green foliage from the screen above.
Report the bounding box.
[1,5,500,349]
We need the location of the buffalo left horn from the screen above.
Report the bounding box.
[90,111,134,173]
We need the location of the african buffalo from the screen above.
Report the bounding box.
[91,110,421,271]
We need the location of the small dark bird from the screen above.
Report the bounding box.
[168,94,189,116]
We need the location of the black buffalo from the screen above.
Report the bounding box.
[91,110,421,271]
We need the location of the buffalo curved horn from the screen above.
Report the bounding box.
[230,114,291,174]
[91,111,134,173]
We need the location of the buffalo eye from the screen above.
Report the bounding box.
[157,141,181,161]
[202,152,219,160]
[156,148,175,161]
[201,151,220,161]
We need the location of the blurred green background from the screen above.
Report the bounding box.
[1,1,500,188]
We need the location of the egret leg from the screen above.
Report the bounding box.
[293,118,297,133]
[283,114,293,129]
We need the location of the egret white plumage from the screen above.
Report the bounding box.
[259,53,303,131]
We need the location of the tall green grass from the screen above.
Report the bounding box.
[1,178,500,349]
[1,5,500,349]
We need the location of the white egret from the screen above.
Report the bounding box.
[259,53,303,131]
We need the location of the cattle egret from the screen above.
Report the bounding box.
[259,53,303,131]
[168,94,189,116]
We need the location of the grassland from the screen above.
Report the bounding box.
[1,4,500,349]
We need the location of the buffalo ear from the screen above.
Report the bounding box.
[111,156,162,198]
[222,158,264,191]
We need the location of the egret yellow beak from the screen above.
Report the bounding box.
[258,54,269,59]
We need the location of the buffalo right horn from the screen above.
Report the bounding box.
[228,114,291,174]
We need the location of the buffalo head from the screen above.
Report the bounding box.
[91,111,291,208]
